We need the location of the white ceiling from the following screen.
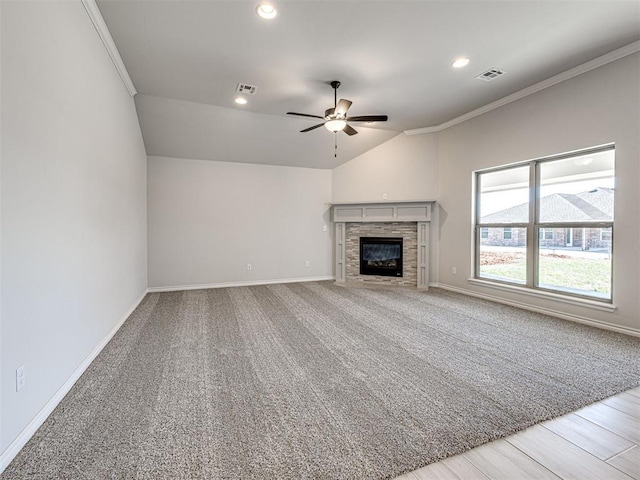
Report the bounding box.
[96,0,640,168]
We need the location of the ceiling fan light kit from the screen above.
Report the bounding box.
[325,119,347,132]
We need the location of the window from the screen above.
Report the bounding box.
[475,145,614,301]
[539,228,553,240]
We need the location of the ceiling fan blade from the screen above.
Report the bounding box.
[287,112,324,119]
[343,124,358,136]
[335,99,353,117]
[347,115,388,122]
[300,123,325,133]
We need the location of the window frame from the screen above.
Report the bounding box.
[474,144,614,303]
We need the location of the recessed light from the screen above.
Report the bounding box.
[256,2,277,19]
[452,57,470,69]
[235,97,248,105]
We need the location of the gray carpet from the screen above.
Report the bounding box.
[3,281,639,479]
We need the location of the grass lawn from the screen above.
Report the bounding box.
[480,252,611,296]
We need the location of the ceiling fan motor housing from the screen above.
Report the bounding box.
[325,108,337,119]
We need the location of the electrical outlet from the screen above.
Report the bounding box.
[323,225,327,232]
[382,193,389,200]
[16,365,26,392]
[247,263,252,271]
[452,267,457,275]
[305,260,310,268]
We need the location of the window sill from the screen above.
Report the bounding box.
[467,278,617,312]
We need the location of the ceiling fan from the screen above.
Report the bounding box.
[287,81,388,136]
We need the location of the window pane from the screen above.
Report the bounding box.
[537,227,612,299]
[539,150,614,223]
[479,227,527,284]
[479,166,529,223]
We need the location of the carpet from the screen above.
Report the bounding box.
[3,281,639,479]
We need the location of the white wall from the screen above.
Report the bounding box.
[437,53,640,332]
[332,133,439,203]
[1,0,147,456]
[148,156,332,288]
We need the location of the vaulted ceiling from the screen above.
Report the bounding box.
[96,0,640,168]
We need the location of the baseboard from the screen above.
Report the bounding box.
[147,275,336,293]
[432,283,640,337]
[0,290,149,474]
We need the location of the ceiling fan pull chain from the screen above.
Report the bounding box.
[335,133,338,158]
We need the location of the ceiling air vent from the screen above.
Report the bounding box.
[476,68,505,81]
[236,83,258,95]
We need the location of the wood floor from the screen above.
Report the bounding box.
[396,386,640,480]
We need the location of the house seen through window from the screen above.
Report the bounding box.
[475,145,614,301]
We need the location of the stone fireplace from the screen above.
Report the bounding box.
[332,201,434,289]
[347,223,416,286]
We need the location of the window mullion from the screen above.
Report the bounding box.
[474,174,481,278]
[527,162,538,288]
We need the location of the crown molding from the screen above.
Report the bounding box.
[404,40,640,136]
[81,0,137,97]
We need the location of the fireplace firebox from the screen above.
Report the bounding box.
[360,237,403,277]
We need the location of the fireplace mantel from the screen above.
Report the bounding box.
[331,200,434,223]
[331,201,435,290]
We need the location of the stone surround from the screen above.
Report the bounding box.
[332,201,434,289]
[346,222,417,287]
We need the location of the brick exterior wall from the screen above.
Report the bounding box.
[480,227,612,251]
[345,222,417,287]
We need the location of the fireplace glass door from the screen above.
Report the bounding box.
[360,237,403,277]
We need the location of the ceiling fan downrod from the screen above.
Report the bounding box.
[330,80,341,112]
